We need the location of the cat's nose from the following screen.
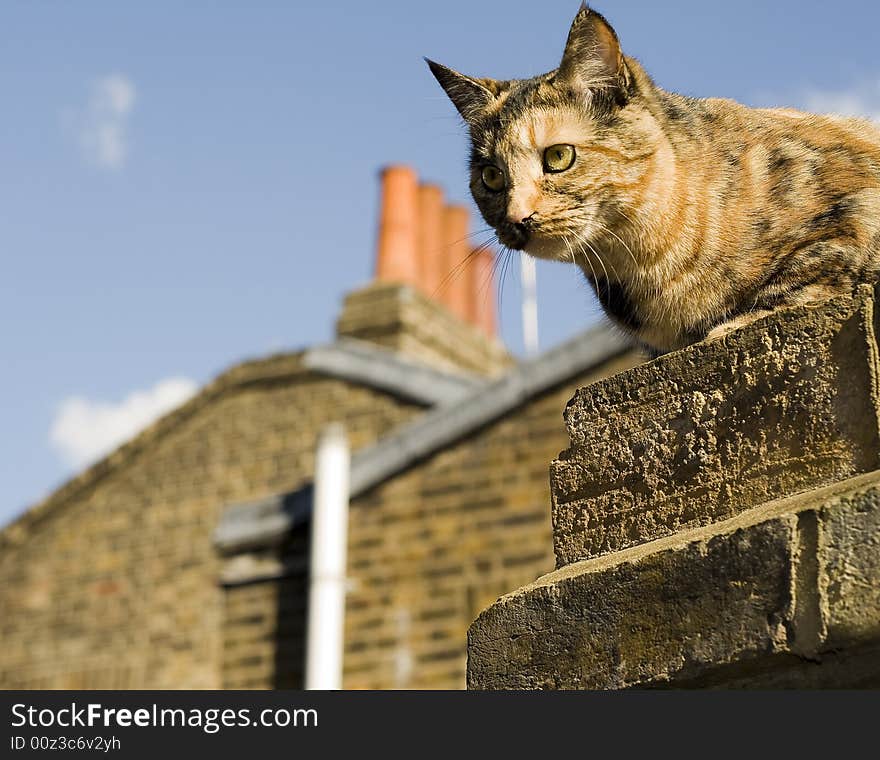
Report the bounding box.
[507,211,537,227]
[506,196,536,226]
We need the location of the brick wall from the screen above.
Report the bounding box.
[0,269,640,691]
[0,355,423,689]
[221,527,310,689]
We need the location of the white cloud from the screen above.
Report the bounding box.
[798,79,880,123]
[50,377,198,471]
[76,74,137,170]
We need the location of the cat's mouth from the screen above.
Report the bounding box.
[495,224,572,261]
[495,223,530,251]
[521,232,571,262]
[495,225,569,262]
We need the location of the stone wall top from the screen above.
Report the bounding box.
[551,286,880,567]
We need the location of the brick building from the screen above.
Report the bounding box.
[0,166,642,689]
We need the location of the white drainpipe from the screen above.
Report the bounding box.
[305,423,350,690]
[521,252,539,357]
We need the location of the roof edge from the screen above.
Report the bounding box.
[302,337,484,407]
[348,323,632,496]
[215,324,636,554]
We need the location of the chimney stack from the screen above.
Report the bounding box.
[337,165,511,376]
[372,164,497,339]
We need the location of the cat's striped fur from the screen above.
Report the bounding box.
[428,4,880,353]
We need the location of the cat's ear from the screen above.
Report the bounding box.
[426,59,501,122]
[557,4,631,102]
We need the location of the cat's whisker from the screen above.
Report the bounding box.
[574,232,620,284]
[428,229,497,280]
[487,241,506,282]
[565,236,599,289]
[441,227,496,248]
[595,222,639,271]
[497,246,514,317]
[562,236,575,266]
[463,227,496,242]
[611,206,639,229]
[474,245,502,307]
[432,238,496,299]
[580,236,620,282]
[483,238,509,308]
[583,240,612,285]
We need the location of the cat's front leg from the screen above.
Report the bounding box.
[705,310,775,342]
[706,280,857,343]
[707,237,874,343]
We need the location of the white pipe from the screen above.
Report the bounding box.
[521,253,539,356]
[305,423,350,690]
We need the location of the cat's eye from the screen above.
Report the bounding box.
[481,165,505,192]
[543,144,576,173]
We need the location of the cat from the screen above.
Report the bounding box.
[427,3,880,354]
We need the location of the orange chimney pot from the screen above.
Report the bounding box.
[462,247,480,326]
[439,204,471,322]
[471,248,498,338]
[416,183,445,298]
[375,165,419,285]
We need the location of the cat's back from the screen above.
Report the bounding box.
[668,94,880,246]
[697,95,880,175]
[757,105,880,159]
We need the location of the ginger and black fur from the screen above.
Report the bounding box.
[428,4,880,353]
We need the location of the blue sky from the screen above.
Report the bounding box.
[3,0,880,527]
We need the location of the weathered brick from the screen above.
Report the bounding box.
[820,482,880,647]
[336,283,511,377]
[470,464,880,689]
[469,515,799,689]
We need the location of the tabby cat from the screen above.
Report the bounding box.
[427,4,880,353]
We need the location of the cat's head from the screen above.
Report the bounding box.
[427,4,660,263]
